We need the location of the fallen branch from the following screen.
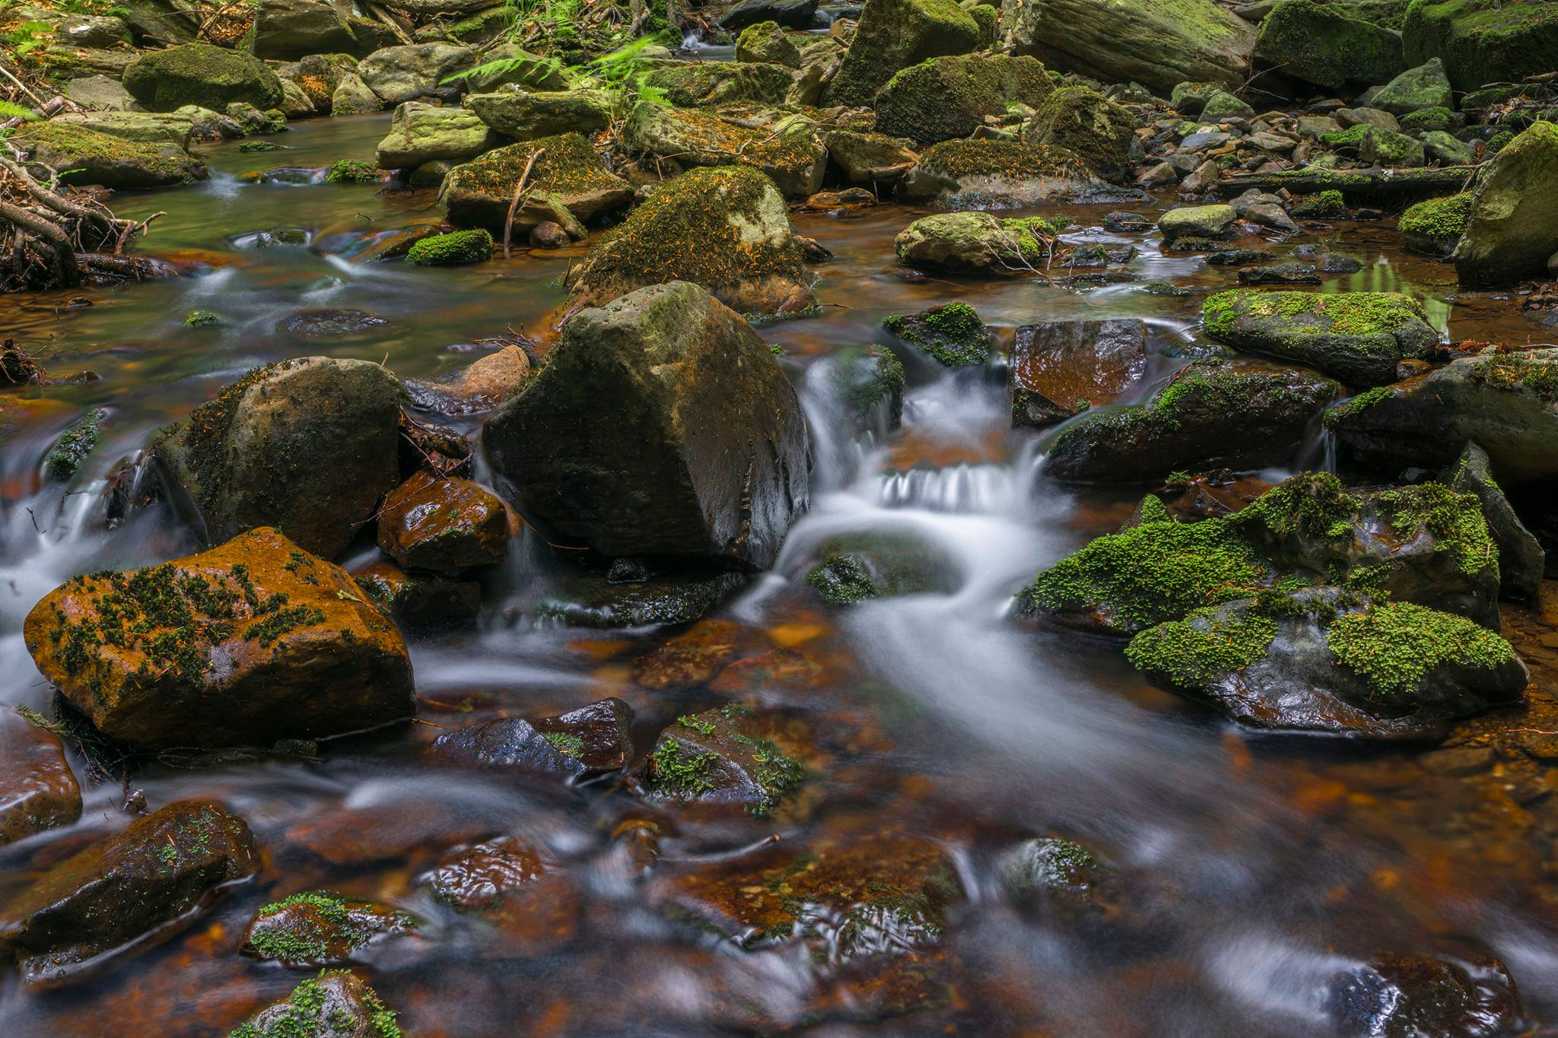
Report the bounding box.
[502,147,545,259]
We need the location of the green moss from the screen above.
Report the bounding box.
[406,228,493,267]
[14,122,198,187]
[1326,600,1516,702]
[649,737,721,797]
[1374,482,1499,579]
[324,160,379,184]
[1124,607,1278,688]
[832,345,905,426]
[1321,124,1371,151]
[228,970,401,1038]
[1398,192,1472,253]
[1467,349,1558,402]
[1291,188,1346,218]
[1202,289,1428,338]
[1231,471,1359,541]
[542,730,584,756]
[43,407,105,483]
[916,137,1088,181]
[1400,106,1454,132]
[185,309,222,327]
[1025,85,1133,178]
[875,53,1054,145]
[884,302,991,367]
[805,552,878,605]
[1322,385,1395,427]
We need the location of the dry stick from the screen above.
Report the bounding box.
[0,199,79,284]
[0,62,46,109]
[364,1,416,45]
[502,147,545,260]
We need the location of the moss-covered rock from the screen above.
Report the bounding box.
[1023,84,1134,182]
[622,103,827,198]
[823,128,920,184]
[443,132,634,233]
[123,42,283,112]
[804,529,957,606]
[735,20,802,67]
[42,408,106,483]
[228,970,401,1038]
[899,137,1096,206]
[645,705,809,816]
[406,227,493,266]
[894,210,1067,274]
[1046,358,1342,485]
[242,891,417,967]
[642,59,794,106]
[1448,441,1545,604]
[1158,203,1236,241]
[884,301,994,367]
[825,0,981,106]
[563,165,813,317]
[356,41,473,104]
[1202,290,1438,387]
[1372,56,1454,113]
[463,87,610,141]
[874,53,1053,146]
[374,100,493,169]
[1254,0,1405,91]
[1398,192,1472,256]
[1453,121,1558,288]
[13,122,205,190]
[1290,188,1347,218]
[1399,105,1455,132]
[248,0,367,60]
[1403,0,1558,92]
[827,344,906,432]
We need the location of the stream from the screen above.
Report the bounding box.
[1,113,1555,1036]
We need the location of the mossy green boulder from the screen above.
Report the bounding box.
[1202,290,1438,387]
[463,87,611,141]
[1371,57,1454,114]
[1024,84,1135,182]
[1399,192,1472,256]
[1158,204,1237,241]
[824,0,981,106]
[883,302,995,367]
[228,970,401,1038]
[407,228,492,266]
[444,132,634,233]
[642,59,794,106]
[1254,0,1404,91]
[1448,441,1546,604]
[735,20,802,67]
[894,211,1067,275]
[123,42,284,112]
[622,103,827,198]
[646,706,808,816]
[804,530,958,606]
[1453,121,1558,288]
[1403,0,1558,91]
[14,122,205,190]
[374,100,494,170]
[242,891,417,967]
[874,53,1053,146]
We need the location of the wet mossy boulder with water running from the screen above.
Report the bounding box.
[23,527,415,749]
[228,969,402,1038]
[433,697,635,782]
[242,891,418,967]
[482,281,810,572]
[443,132,635,235]
[883,302,995,368]
[1011,318,1150,429]
[644,704,809,816]
[376,469,509,574]
[873,53,1054,147]
[0,709,81,848]
[123,42,284,112]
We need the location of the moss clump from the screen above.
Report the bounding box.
[406,228,492,267]
[915,137,1088,181]
[649,738,721,798]
[1232,471,1359,542]
[185,309,222,327]
[884,302,992,368]
[875,53,1055,146]
[832,345,906,429]
[1124,607,1279,688]
[1321,124,1371,151]
[1398,192,1472,255]
[1326,601,1516,702]
[1290,188,1346,218]
[1323,385,1396,427]
[1373,482,1499,579]
[1467,350,1558,402]
[43,408,105,483]
[247,892,365,963]
[1202,289,1429,338]
[1400,106,1455,132]
[1024,85,1134,180]
[542,730,584,757]
[228,970,401,1038]
[324,160,379,184]
[805,552,878,606]
[733,732,805,816]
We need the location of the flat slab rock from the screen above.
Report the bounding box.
[1011,318,1150,428]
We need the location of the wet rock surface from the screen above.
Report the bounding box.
[1010,318,1150,427]
[433,697,635,780]
[0,710,81,847]
[242,891,417,967]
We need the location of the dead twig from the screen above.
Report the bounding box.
[502,147,546,260]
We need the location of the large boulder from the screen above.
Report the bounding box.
[997,0,1255,95]
[1372,57,1454,114]
[894,211,1065,274]
[622,103,827,198]
[563,165,814,318]
[50,110,194,144]
[150,358,403,558]
[357,43,474,104]
[874,53,1053,147]
[23,528,415,749]
[12,123,204,190]
[1399,192,1473,257]
[1023,84,1135,182]
[825,0,982,106]
[1203,290,1439,387]
[1045,359,1341,484]
[443,132,634,233]
[824,128,919,184]
[896,137,1098,207]
[1452,122,1558,289]
[452,43,564,93]
[1448,442,1545,604]
[464,87,611,141]
[1254,0,1404,92]
[1403,0,1558,92]
[374,100,494,170]
[735,20,802,67]
[482,281,810,571]
[720,0,818,30]
[122,42,283,111]
[641,60,795,106]
[249,0,359,59]
[0,800,258,984]
[1011,319,1150,428]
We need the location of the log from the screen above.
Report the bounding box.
[1218,165,1481,207]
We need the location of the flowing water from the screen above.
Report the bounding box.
[1,115,1556,1036]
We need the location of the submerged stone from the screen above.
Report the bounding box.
[432,698,635,781]
[1011,318,1150,428]
[242,891,417,967]
[1325,953,1524,1036]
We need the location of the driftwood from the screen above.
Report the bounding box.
[1218,165,1481,207]
[373,0,494,14]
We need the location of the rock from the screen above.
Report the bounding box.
[483,281,809,570]
[997,835,1120,922]
[897,137,1098,206]
[823,128,918,184]
[1398,191,1472,257]
[645,705,808,816]
[1203,290,1438,387]
[290,52,354,111]
[57,12,130,47]
[825,0,981,106]
[242,891,417,967]
[1422,130,1473,165]
[642,60,794,107]
[1170,81,1221,116]
[1237,262,1320,286]
[622,103,827,198]
[1136,161,1177,188]
[377,469,508,574]
[804,529,957,605]
[13,123,204,190]
[1403,0,1558,92]
[824,344,905,433]
[433,698,634,781]
[1158,203,1236,241]
[122,42,283,112]
[249,0,359,59]
[423,834,545,910]
[1200,89,1254,121]
[276,76,316,117]
[24,528,414,748]
[463,88,610,141]
[1447,442,1545,604]
[0,710,80,847]
[1045,359,1340,484]
[1454,122,1558,288]
[406,227,492,265]
[562,165,813,317]
[874,53,1052,147]
[998,0,1255,95]
[532,570,748,628]
[0,800,257,984]
[354,561,481,631]
[884,301,994,367]
[1023,84,1134,182]
[721,0,818,29]
[121,0,198,45]
[1253,0,1403,92]
[444,345,531,408]
[331,71,381,114]
[357,42,473,104]
[1400,105,1456,132]
[1359,125,1426,167]
[374,100,493,169]
[1372,57,1453,114]
[1124,590,1525,738]
[452,43,565,92]
[150,358,402,558]
[444,132,633,233]
[62,73,136,111]
[228,970,402,1038]
[894,211,1064,274]
[42,408,106,483]
[736,20,801,66]
[1011,319,1149,427]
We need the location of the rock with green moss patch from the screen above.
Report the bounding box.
[884,302,994,367]
[357,42,473,104]
[0,800,257,985]
[735,20,802,67]
[463,87,610,141]
[228,970,402,1038]
[642,59,794,106]
[563,166,813,317]
[451,43,564,93]
[1291,188,1346,218]
[150,357,403,558]
[997,835,1120,922]
[1045,358,1340,485]
[325,159,380,184]
[1403,0,1558,92]
[1447,441,1545,604]
[483,281,810,570]
[43,408,106,483]
[1254,0,1404,92]
[1158,203,1236,241]
[1372,57,1454,114]
[804,529,958,606]
[1202,290,1438,387]
[822,128,919,184]
[1399,192,1472,256]
[243,891,417,967]
[374,100,493,170]
[1023,84,1134,182]
[123,42,283,112]
[645,705,809,816]
[825,0,981,106]
[1360,125,1427,167]
[897,136,1097,206]
[248,0,373,60]
[1399,106,1456,132]
[999,0,1255,95]
[1200,89,1254,121]
[622,103,827,198]
[874,53,1053,147]
[406,228,492,266]
[894,211,1067,275]
[1453,121,1558,288]
[51,109,195,144]
[433,697,634,781]
[444,132,633,234]
[14,122,205,190]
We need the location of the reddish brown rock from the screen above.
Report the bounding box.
[242,891,418,967]
[643,705,813,817]
[354,559,482,631]
[431,697,635,781]
[0,710,81,847]
[376,469,509,574]
[1011,319,1150,428]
